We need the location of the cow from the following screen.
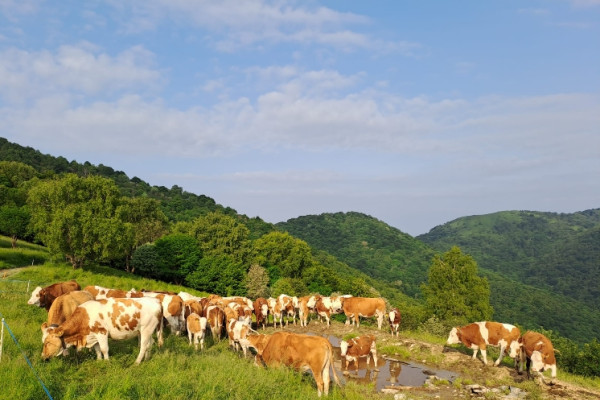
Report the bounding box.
[183,299,204,320]
[142,291,185,335]
[342,297,386,329]
[518,331,557,380]
[241,332,341,397]
[227,319,251,356]
[205,304,224,341]
[28,280,81,311]
[186,313,208,351]
[278,294,296,326]
[446,321,521,366]
[267,297,283,328]
[83,285,143,300]
[253,297,269,330]
[41,291,94,343]
[41,297,163,364]
[315,296,334,326]
[340,334,378,374]
[389,307,401,336]
[298,295,319,327]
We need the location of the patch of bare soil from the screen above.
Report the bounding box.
[263,319,600,399]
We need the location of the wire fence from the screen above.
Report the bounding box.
[0,312,54,400]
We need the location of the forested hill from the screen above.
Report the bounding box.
[278,211,600,343]
[0,137,273,239]
[418,210,600,309]
[277,212,434,297]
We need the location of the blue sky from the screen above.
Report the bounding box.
[1,0,599,236]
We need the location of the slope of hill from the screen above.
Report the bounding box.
[277,212,435,298]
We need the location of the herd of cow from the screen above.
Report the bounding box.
[26,279,557,396]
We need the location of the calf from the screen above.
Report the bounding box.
[28,280,81,311]
[186,313,208,351]
[340,334,378,373]
[388,308,401,336]
[518,331,557,380]
[446,321,521,366]
[241,332,341,397]
[41,290,94,342]
[41,297,163,364]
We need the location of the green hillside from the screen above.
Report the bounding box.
[277,212,434,297]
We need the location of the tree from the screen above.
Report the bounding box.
[0,161,37,207]
[186,255,246,296]
[131,244,161,278]
[252,231,314,278]
[153,234,202,284]
[421,246,493,322]
[0,205,31,248]
[245,264,270,298]
[117,197,169,272]
[27,174,127,268]
[188,212,250,262]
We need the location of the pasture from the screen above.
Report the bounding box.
[0,235,49,270]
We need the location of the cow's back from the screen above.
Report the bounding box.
[47,291,93,326]
[343,297,385,315]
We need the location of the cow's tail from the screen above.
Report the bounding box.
[328,343,342,389]
[157,308,164,347]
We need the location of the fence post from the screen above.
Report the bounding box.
[1,318,4,362]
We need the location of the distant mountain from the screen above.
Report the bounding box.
[277,212,435,297]
[418,210,600,308]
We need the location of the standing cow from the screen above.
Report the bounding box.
[518,331,557,380]
[41,297,163,364]
[241,332,341,397]
[340,334,378,374]
[388,307,401,336]
[446,321,521,366]
[342,297,386,329]
[28,280,81,311]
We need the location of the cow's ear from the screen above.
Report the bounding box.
[41,322,48,332]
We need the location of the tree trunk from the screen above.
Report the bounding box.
[11,235,17,249]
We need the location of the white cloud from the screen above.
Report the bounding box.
[0,43,161,104]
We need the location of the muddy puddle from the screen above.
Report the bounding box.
[320,334,458,391]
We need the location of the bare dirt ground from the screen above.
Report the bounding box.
[268,318,600,399]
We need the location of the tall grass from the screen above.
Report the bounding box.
[0,264,379,400]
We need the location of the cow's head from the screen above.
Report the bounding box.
[446,327,461,345]
[27,287,43,306]
[340,338,354,357]
[529,346,557,378]
[261,304,269,317]
[240,334,270,356]
[41,327,66,360]
[508,339,521,359]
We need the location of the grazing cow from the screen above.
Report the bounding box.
[205,305,225,341]
[183,299,204,320]
[389,308,401,336]
[253,297,269,330]
[28,280,81,311]
[227,319,251,356]
[518,331,557,380]
[143,292,185,335]
[41,297,163,364]
[340,334,378,374]
[186,313,208,351]
[446,321,521,366]
[241,332,341,397]
[342,297,386,329]
[83,285,143,300]
[41,291,94,342]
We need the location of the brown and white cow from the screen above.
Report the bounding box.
[315,296,334,326]
[278,294,296,326]
[446,321,521,366]
[518,331,557,380]
[41,290,94,343]
[388,307,401,336]
[342,297,386,329]
[340,334,378,374]
[205,304,225,341]
[227,319,251,356]
[298,295,319,327]
[186,313,208,351]
[253,297,269,330]
[83,285,144,300]
[267,297,283,328]
[183,299,204,320]
[142,291,185,335]
[28,280,81,311]
[241,332,341,397]
[41,297,163,364]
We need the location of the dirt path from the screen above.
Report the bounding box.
[1,267,27,279]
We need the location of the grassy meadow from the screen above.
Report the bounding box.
[0,235,50,270]
[0,263,378,400]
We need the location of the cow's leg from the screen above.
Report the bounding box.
[322,358,331,396]
[93,343,102,360]
[188,329,193,347]
[494,343,506,366]
[97,336,110,360]
[371,341,379,371]
[471,345,479,361]
[354,315,360,328]
[481,347,488,365]
[314,369,324,397]
[377,312,384,330]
